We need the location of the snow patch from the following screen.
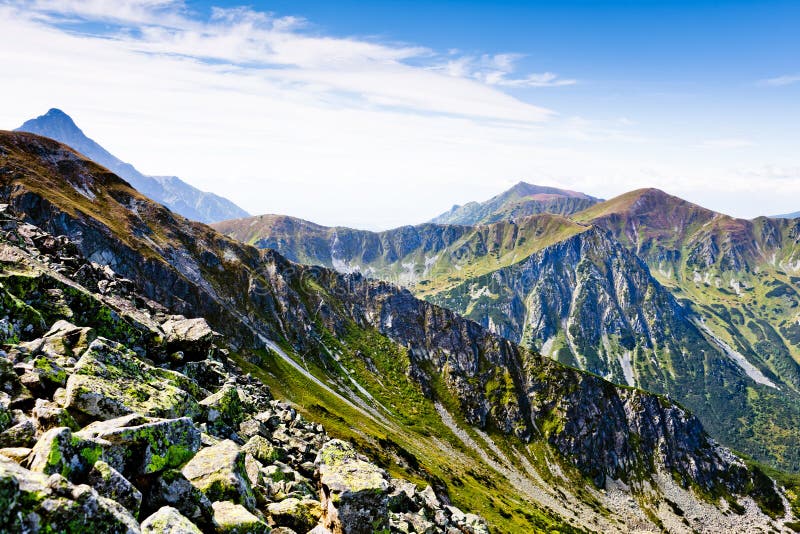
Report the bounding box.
[693,318,778,389]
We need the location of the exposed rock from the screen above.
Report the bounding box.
[32,398,79,433]
[65,338,201,421]
[140,505,203,534]
[267,496,323,532]
[211,500,269,534]
[242,435,282,465]
[87,459,143,516]
[78,415,200,475]
[182,439,257,511]
[200,383,247,437]
[0,446,30,463]
[0,455,139,532]
[27,426,105,480]
[140,469,215,529]
[316,439,390,534]
[0,418,36,447]
[162,316,218,361]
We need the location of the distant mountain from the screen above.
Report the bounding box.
[217,188,800,472]
[429,181,601,225]
[15,108,249,224]
[773,211,800,219]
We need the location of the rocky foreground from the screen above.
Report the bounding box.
[0,207,487,533]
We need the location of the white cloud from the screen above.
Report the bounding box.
[435,53,576,88]
[759,74,800,87]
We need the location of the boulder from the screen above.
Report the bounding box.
[86,459,142,515]
[32,398,79,433]
[0,418,36,448]
[316,439,390,534]
[65,338,201,420]
[242,435,283,465]
[161,317,218,361]
[200,383,247,436]
[140,469,215,529]
[0,456,139,532]
[78,415,201,475]
[27,426,106,480]
[141,506,203,534]
[182,439,257,511]
[211,500,269,534]
[267,497,323,532]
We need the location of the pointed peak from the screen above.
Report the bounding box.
[17,108,85,138]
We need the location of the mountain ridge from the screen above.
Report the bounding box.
[429,181,602,225]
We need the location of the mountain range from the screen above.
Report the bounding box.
[214,184,800,476]
[15,109,249,224]
[2,130,799,532]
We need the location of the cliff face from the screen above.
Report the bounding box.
[0,130,794,532]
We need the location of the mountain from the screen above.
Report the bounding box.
[213,212,589,294]
[429,181,601,225]
[773,211,800,219]
[15,108,249,224]
[216,189,800,473]
[1,130,796,532]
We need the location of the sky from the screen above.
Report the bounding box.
[0,0,798,228]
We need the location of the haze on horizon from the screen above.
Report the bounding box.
[0,0,798,229]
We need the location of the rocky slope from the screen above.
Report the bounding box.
[429,182,601,225]
[0,207,484,533]
[0,130,796,532]
[16,109,249,224]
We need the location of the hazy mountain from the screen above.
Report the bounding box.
[15,108,249,224]
[773,211,800,219]
[429,181,601,225]
[1,129,795,531]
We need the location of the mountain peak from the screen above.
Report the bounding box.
[430,181,601,225]
[18,108,86,140]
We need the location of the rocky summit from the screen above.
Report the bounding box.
[0,130,798,533]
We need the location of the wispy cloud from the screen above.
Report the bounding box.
[758,74,800,87]
[5,0,573,122]
[436,53,576,88]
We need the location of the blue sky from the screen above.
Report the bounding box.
[0,0,798,227]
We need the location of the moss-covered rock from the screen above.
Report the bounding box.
[27,426,106,480]
[86,459,142,516]
[242,435,282,465]
[212,500,270,534]
[267,496,323,532]
[199,383,247,437]
[0,455,139,533]
[141,506,203,534]
[77,415,201,475]
[32,398,80,433]
[316,439,390,534]
[182,439,257,512]
[65,338,201,420]
[0,418,36,448]
[140,469,216,530]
